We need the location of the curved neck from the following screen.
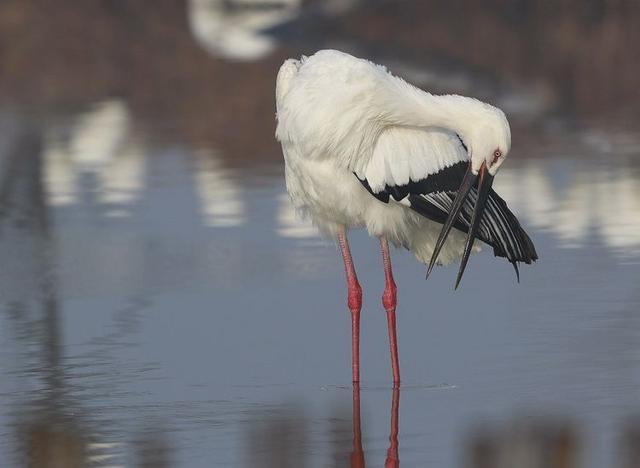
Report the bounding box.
[380,82,485,142]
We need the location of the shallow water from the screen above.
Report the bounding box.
[1,3,640,468]
[1,102,639,468]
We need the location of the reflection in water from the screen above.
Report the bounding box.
[1,111,639,467]
[465,419,578,468]
[134,428,173,468]
[385,386,400,468]
[464,418,640,467]
[194,148,246,227]
[350,385,364,468]
[42,100,146,217]
[20,423,87,468]
[243,404,310,467]
[497,148,640,254]
[36,99,640,256]
[620,419,640,468]
[1,117,170,467]
[276,193,319,239]
[240,385,401,467]
[0,119,90,467]
[351,385,400,468]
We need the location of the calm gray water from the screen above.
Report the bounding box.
[1,3,640,467]
[0,103,639,468]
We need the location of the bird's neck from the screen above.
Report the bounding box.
[384,84,487,142]
[419,94,487,143]
[425,94,480,135]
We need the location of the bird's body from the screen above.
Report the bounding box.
[275,50,537,384]
[280,124,474,265]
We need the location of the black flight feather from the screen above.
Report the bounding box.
[355,161,538,267]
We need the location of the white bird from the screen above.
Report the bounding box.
[275,50,537,384]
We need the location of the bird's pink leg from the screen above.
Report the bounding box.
[380,237,400,384]
[338,230,362,384]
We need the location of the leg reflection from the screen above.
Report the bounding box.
[351,385,401,467]
[351,383,365,468]
[385,386,400,468]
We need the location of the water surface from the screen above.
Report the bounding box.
[1,2,640,467]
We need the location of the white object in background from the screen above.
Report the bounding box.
[188,0,302,61]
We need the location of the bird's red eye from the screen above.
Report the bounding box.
[492,149,502,165]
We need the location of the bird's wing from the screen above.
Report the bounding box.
[356,126,469,193]
[357,126,538,267]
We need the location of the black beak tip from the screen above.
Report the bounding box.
[454,271,464,290]
[425,264,434,280]
[512,261,520,283]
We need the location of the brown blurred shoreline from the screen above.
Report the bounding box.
[1,0,638,167]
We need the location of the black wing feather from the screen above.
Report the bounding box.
[356,161,538,265]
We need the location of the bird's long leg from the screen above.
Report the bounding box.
[338,229,362,384]
[380,237,400,384]
[384,385,400,468]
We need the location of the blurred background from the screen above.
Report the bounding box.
[0,1,639,467]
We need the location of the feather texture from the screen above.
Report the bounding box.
[275,49,536,273]
[358,126,468,192]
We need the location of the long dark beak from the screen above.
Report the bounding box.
[426,162,494,289]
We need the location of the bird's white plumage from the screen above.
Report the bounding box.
[364,126,467,192]
[275,50,514,265]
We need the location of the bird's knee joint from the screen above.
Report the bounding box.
[382,283,397,310]
[348,283,362,312]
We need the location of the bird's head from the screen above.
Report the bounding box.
[464,107,511,177]
[427,105,513,288]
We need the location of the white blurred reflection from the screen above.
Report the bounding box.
[276,193,330,278]
[35,99,640,256]
[596,167,640,250]
[187,0,302,61]
[42,100,145,217]
[86,440,125,467]
[496,150,640,254]
[276,192,319,239]
[193,149,246,227]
